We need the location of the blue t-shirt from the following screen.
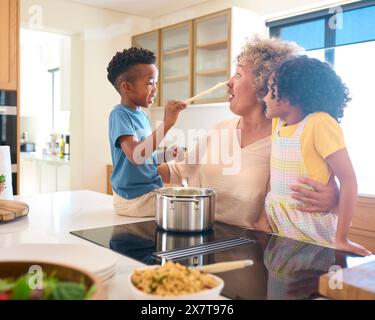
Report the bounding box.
[109,104,163,199]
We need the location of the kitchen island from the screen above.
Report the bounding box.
[1,190,374,300]
[0,190,153,299]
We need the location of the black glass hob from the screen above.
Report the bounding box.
[70,221,373,300]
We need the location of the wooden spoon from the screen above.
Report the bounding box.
[197,259,254,273]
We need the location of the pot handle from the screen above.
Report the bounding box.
[170,198,200,204]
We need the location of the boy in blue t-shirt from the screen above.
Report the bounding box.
[107,47,186,216]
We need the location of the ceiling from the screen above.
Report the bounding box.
[70,0,210,18]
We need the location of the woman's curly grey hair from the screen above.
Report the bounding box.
[237,36,302,100]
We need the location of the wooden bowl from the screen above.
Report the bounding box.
[0,261,106,300]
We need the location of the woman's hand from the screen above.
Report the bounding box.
[290,177,339,213]
[335,238,372,256]
[157,163,171,184]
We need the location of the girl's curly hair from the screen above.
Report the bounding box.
[271,55,351,122]
[107,47,156,90]
[237,36,301,100]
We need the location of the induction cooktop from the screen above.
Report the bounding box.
[71,221,368,300]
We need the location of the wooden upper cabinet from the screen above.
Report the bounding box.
[193,10,230,104]
[131,8,265,106]
[132,30,161,107]
[160,21,193,106]
[132,30,160,66]
[0,0,19,91]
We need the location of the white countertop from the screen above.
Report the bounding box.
[21,152,70,164]
[0,190,154,299]
[2,191,373,300]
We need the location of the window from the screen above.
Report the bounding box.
[280,19,325,50]
[335,5,375,45]
[268,1,375,195]
[20,29,70,149]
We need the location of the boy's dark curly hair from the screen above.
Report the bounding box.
[271,55,351,122]
[107,47,156,90]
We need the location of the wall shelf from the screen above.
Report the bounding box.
[164,47,189,57]
[163,74,189,82]
[196,68,227,77]
[196,40,227,50]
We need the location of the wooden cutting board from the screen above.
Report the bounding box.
[319,260,375,300]
[0,199,29,222]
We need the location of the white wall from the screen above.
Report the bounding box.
[150,104,239,150]
[152,0,258,28]
[21,0,152,193]
[69,33,84,190]
[21,0,149,34]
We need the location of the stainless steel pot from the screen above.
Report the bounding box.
[155,187,216,232]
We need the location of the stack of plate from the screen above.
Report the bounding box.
[0,243,118,281]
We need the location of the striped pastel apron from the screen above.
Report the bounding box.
[265,115,337,247]
[263,236,335,300]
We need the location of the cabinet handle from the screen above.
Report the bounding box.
[0,106,17,115]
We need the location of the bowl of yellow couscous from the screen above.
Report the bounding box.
[129,261,224,300]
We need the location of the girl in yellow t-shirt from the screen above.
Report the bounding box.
[256,55,371,256]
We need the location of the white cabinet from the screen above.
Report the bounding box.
[39,162,58,193]
[20,157,70,195]
[57,164,70,191]
[20,158,38,195]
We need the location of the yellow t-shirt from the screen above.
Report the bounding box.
[272,112,346,185]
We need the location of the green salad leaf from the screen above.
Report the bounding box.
[10,275,33,300]
[85,284,97,300]
[51,282,87,300]
[0,278,15,293]
[0,271,96,300]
